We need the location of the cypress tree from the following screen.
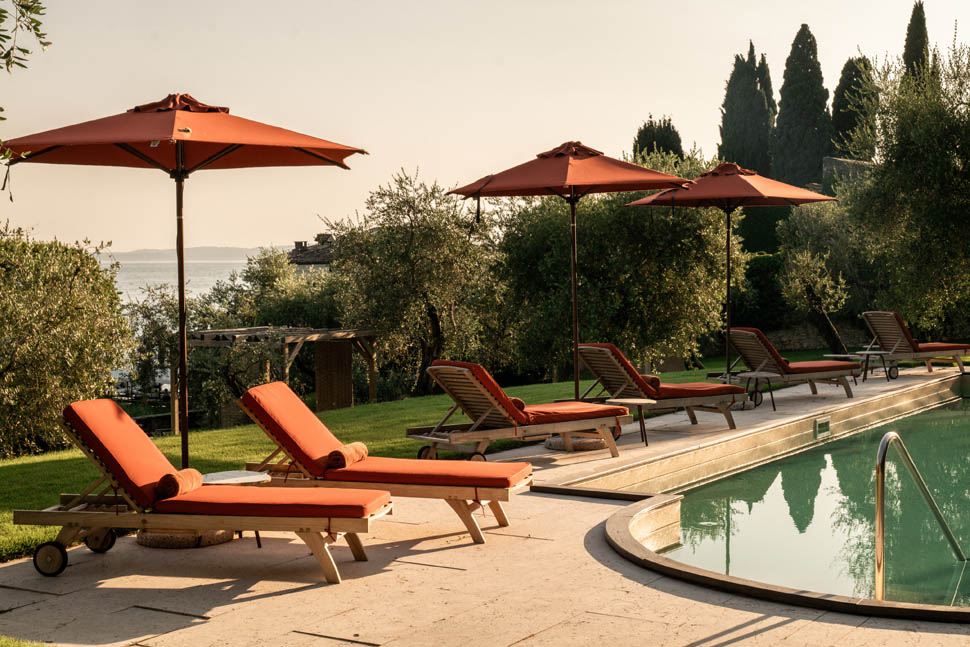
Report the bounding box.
[757,54,777,120]
[632,115,683,158]
[719,41,772,175]
[903,1,929,78]
[831,56,875,159]
[771,24,833,186]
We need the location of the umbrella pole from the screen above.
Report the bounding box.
[569,189,580,400]
[175,141,190,468]
[724,208,732,380]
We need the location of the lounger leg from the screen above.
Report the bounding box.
[926,359,934,372]
[685,407,698,425]
[807,380,818,395]
[55,526,83,546]
[957,356,966,373]
[598,425,620,458]
[344,533,368,562]
[560,432,574,452]
[718,403,737,430]
[838,375,854,398]
[295,531,341,584]
[488,501,511,527]
[446,499,486,544]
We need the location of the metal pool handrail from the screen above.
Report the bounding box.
[875,431,967,600]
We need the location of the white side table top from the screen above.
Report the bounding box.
[606,397,657,407]
[202,470,270,485]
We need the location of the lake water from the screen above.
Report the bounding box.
[109,260,248,301]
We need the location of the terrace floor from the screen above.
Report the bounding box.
[1,367,968,646]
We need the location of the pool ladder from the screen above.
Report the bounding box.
[875,431,967,600]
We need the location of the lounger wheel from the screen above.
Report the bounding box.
[750,390,764,407]
[84,529,116,553]
[612,425,622,441]
[888,365,899,380]
[33,542,68,577]
[417,445,433,460]
[468,452,487,462]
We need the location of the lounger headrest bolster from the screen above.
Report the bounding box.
[63,399,176,509]
[732,327,791,373]
[430,360,529,425]
[891,311,921,351]
[579,343,660,398]
[239,382,342,477]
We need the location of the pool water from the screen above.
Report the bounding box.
[661,400,970,606]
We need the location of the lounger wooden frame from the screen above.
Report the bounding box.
[729,329,858,398]
[862,311,967,373]
[237,399,533,545]
[577,345,738,430]
[12,418,391,583]
[406,365,631,459]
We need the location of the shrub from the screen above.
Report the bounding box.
[0,225,132,457]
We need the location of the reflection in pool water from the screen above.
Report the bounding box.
[661,400,970,606]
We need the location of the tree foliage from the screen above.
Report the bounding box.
[0,225,132,456]
[841,44,970,329]
[831,56,876,159]
[497,149,748,378]
[903,1,929,78]
[0,0,49,152]
[326,171,499,395]
[771,24,833,186]
[718,41,774,176]
[632,115,683,158]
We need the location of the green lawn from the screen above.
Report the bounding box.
[0,637,43,647]
[0,350,828,563]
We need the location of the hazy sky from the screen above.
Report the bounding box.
[1,1,967,252]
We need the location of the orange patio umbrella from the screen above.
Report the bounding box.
[2,93,366,467]
[626,162,836,376]
[450,141,688,399]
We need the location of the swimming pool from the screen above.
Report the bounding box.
[659,400,970,607]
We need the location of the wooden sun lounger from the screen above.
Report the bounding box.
[729,328,860,403]
[236,382,533,544]
[577,343,743,430]
[13,400,391,583]
[407,360,632,459]
[861,311,969,377]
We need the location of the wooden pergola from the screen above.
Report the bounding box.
[188,327,378,411]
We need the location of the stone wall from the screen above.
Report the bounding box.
[765,319,871,351]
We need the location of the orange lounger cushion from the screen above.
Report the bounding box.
[917,342,970,353]
[63,400,178,509]
[240,382,343,478]
[655,383,744,399]
[521,401,628,425]
[326,456,532,489]
[153,485,390,518]
[785,360,860,374]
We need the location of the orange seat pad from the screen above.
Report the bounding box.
[154,485,389,518]
[522,401,628,425]
[785,360,859,374]
[326,456,532,488]
[917,342,970,353]
[655,382,744,399]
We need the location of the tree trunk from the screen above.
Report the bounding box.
[413,300,445,395]
[805,286,847,354]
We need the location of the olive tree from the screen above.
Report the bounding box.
[0,225,132,456]
[326,171,499,395]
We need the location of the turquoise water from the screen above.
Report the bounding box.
[663,400,970,606]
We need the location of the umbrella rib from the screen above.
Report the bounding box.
[7,145,62,165]
[114,143,171,174]
[185,144,244,175]
[294,147,350,170]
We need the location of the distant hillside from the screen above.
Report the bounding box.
[103,246,265,262]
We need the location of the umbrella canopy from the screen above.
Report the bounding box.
[3,93,365,171]
[626,162,835,376]
[3,93,366,467]
[450,142,688,398]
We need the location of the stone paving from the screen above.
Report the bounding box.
[1,367,968,646]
